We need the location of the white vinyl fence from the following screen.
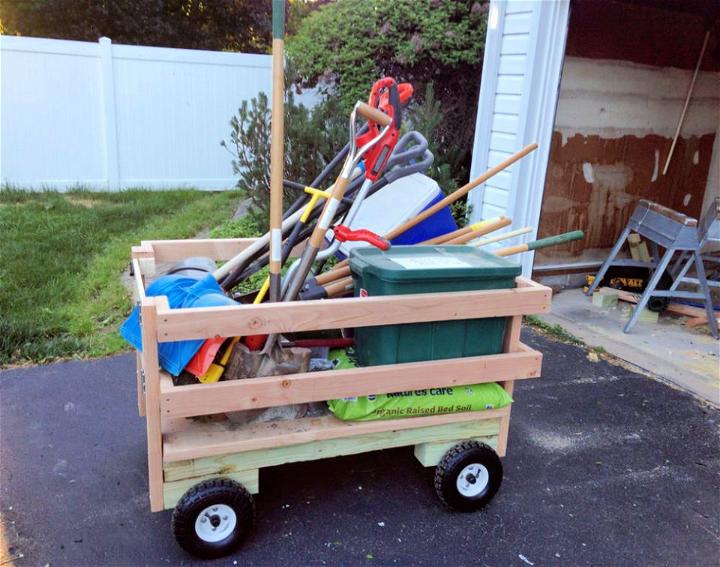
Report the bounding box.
[0,35,314,191]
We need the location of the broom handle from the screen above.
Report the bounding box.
[384,143,537,241]
[268,0,286,301]
[662,30,710,176]
[469,226,533,247]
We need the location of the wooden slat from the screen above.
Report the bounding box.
[687,315,720,328]
[163,469,259,509]
[610,286,717,326]
[142,238,258,262]
[131,259,146,301]
[160,344,542,419]
[414,436,499,467]
[497,378,515,458]
[141,298,164,512]
[155,280,552,342]
[132,244,156,277]
[136,351,146,417]
[163,408,510,463]
[164,419,502,482]
[131,243,154,260]
[498,314,522,457]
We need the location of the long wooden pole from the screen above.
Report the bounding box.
[662,30,710,176]
[468,226,533,247]
[384,143,538,240]
[268,0,286,301]
[444,217,512,244]
[496,230,584,257]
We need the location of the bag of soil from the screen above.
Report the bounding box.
[327,382,512,421]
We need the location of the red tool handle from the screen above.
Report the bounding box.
[356,77,413,182]
[334,225,391,251]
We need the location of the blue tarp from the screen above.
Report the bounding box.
[120,274,237,376]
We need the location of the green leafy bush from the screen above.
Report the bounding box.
[209,215,263,239]
[287,0,488,186]
[406,83,472,224]
[221,72,347,222]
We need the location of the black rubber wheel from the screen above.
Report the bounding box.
[171,478,255,559]
[434,441,503,512]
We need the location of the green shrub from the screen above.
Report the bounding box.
[221,67,347,222]
[287,0,488,186]
[209,215,263,239]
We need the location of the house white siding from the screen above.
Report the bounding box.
[469,0,570,274]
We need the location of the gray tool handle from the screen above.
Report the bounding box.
[384,149,434,184]
[384,131,429,170]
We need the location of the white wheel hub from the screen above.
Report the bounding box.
[456,463,489,497]
[194,504,237,543]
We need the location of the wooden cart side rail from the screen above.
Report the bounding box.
[498,312,522,455]
[140,238,259,262]
[152,279,551,342]
[163,419,502,484]
[163,408,511,463]
[131,259,147,302]
[159,343,541,419]
[140,297,165,513]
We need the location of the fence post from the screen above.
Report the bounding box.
[99,37,120,190]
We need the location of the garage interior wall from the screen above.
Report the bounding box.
[534,0,720,270]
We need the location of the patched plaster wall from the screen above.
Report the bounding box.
[536,56,719,265]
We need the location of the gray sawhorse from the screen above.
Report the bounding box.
[585,199,718,339]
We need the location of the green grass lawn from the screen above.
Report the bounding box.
[0,187,243,366]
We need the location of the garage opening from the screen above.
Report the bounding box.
[533,0,720,284]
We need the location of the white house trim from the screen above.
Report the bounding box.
[469,0,570,275]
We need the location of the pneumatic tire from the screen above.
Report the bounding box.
[171,478,255,559]
[434,441,503,512]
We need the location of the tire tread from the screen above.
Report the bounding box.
[172,477,255,559]
[434,440,502,512]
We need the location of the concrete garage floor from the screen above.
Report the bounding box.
[539,289,720,406]
[1,330,719,566]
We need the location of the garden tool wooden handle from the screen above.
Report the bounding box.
[324,276,355,298]
[663,30,710,176]
[356,102,393,127]
[308,176,352,248]
[496,230,584,257]
[469,226,533,247]
[384,143,538,241]
[268,0,286,301]
[445,217,512,244]
[315,264,351,285]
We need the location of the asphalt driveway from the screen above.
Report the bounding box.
[1,330,718,566]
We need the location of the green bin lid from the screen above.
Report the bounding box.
[348,245,521,283]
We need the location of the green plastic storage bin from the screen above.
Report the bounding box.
[349,245,521,366]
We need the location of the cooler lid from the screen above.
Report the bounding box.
[349,245,521,282]
[329,173,441,255]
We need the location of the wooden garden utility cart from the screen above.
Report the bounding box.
[130,236,552,558]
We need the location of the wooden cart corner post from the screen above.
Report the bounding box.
[131,237,551,517]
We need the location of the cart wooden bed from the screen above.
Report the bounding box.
[130,237,551,517]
